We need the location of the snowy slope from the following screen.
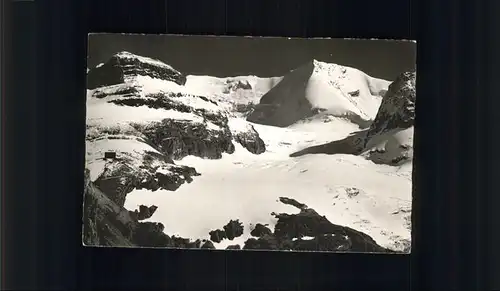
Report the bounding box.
[124,122,412,251]
[185,75,283,112]
[247,59,391,128]
[86,52,413,253]
[85,52,270,184]
[289,71,416,167]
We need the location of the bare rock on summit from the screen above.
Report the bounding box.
[87,51,186,90]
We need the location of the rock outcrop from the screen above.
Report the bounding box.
[136,119,235,160]
[82,168,135,246]
[232,125,266,155]
[241,197,392,253]
[83,168,215,248]
[209,219,244,243]
[364,71,416,145]
[93,148,200,207]
[228,119,266,154]
[209,229,227,243]
[223,219,245,240]
[250,223,273,237]
[129,205,158,221]
[222,79,252,94]
[110,92,223,126]
[289,71,416,166]
[200,240,216,249]
[87,51,186,90]
[87,52,267,163]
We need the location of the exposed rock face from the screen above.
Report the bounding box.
[289,71,416,166]
[83,169,211,248]
[131,222,171,247]
[93,149,200,207]
[92,83,141,99]
[129,205,158,221]
[250,223,273,237]
[223,79,252,94]
[278,197,308,210]
[110,92,223,126]
[82,168,134,246]
[136,119,235,160]
[233,102,257,117]
[209,229,227,243]
[232,125,266,154]
[223,220,244,240]
[244,235,288,250]
[87,52,267,161]
[247,59,390,127]
[201,240,216,249]
[242,198,391,253]
[228,119,266,154]
[82,169,162,247]
[87,51,186,89]
[270,209,388,252]
[364,71,416,145]
[108,92,267,159]
[246,60,315,127]
[209,219,244,243]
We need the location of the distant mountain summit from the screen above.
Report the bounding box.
[246,59,390,127]
[87,51,186,89]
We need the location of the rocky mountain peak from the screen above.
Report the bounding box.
[87,51,186,89]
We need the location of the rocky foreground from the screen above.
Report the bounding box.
[83,168,394,252]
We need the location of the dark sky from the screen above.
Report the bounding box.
[88,34,416,81]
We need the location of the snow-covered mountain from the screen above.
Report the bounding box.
[247,59,390,128]
[186,75,283,110]
[290,70,416,167]
[84,51,414,253]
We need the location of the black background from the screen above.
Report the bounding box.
[3,0,497,290]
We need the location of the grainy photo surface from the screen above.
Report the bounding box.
[83,34,416,253]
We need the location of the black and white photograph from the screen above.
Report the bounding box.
[83,34,416,253]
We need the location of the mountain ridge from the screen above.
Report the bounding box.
[290,70,416,167]
[84,51,413,252]
[246,59,391,128]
